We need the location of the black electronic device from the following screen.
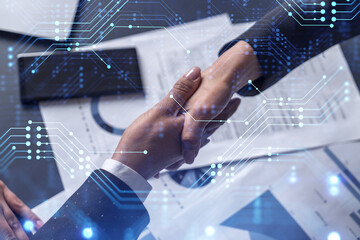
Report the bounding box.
[18,48,143,104]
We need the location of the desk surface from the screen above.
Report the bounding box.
[0,0,359,207]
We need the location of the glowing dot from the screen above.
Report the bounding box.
[205,226,215,236]
[328,232,340,240]
[79,150,84,155]
[110,23,114,27]
[186,50,191,54]
[128,25,133,29]
[23,221,34,231]
[331,1,336,7]
[288,12,292,16]
[290,177,297,183]
[330,24,334,28]
[321,17,326,22]
[298,107,304,112]
[12,146,16,150]
[55,28,59,33]
[26,134,31,139]
[330,175,339,184]
[248,80,252,84]
[298,115,303,120]
[321,9,326,14]
[263,100,267,104]
[330,186,339,196]
[107,65,111,69]
[331,9,336,14]
[55,36,60,41]
[169,94,173,99]
[245,121,249,125]
[217,156,222,161]
[82,228,93,239]
[31,70,35,74]
[321,1,325,6]
[217,164,222,169]
[37,141,41,146]
[211,164,216,168]
[55,21,60,25]
[332,17,336,22]
[36,126,42,131]
[299,122,304,127]
[25,141,30,146]
[144,150,148,154]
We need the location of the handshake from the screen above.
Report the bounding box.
[113,41,262,179]
[0,41,262,240]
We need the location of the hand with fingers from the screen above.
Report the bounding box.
[180,41,262,164]
[0,180,43,240]
[112,67,241,180]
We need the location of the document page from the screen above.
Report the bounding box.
[157,42,360,169]
[33,14,234,221]
[143,141,360,240]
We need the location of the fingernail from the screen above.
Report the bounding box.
[184,150,196,164]
[185,68,200,81]
[36,220,44,229]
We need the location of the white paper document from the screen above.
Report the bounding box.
[156,41,360,169]
[34,15,360,224]
[33,14,234,220]
[142,141,360,240]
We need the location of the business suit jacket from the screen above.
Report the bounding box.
[31,169,149,240]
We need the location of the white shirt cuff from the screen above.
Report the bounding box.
[101,159,152,202]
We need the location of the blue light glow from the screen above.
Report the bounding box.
[205,226,215,236]
[329,186,339,196]
[329,175,339,184]
[290,176,297,183]
[23,221,34,232]
[327,231,341,240]
[82,227,93,239]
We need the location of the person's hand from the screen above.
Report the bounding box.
[112,67,241,179]
[0,180,43,240]
[181,41,262,163]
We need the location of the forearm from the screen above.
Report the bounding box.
[220,0,360,95]
[32,170,150,239]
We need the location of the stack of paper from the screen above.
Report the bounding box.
[33,14,360,240]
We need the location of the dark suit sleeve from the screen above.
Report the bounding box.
[219,0,360,96]
[31,169,150,240]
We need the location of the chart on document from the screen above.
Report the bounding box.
[142,141,360,240]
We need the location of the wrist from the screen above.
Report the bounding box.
[112,153,153,180]
[212,40,262,91]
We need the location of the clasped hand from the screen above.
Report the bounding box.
[113,67,241,179]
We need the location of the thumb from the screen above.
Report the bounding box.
[162,67,201,115]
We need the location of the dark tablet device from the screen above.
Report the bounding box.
[18,48,143,104]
